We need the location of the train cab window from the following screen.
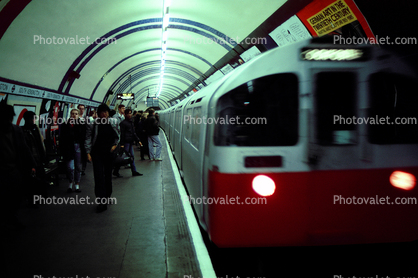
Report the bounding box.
[175,110,181,133]
[368,73,418,144]
[316,72,357,145]
[214,73,298,146]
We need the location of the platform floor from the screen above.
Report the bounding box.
[5,133,204,278]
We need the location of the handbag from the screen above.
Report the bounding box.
[114,149,134,166]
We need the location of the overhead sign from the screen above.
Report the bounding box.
[147,97,159,107]
[117,93,134,100]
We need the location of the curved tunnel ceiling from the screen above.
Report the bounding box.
[0,0,287,107]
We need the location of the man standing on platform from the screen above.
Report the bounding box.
[112,104,125,128]
[85,104,119,213]
[114,108,143,177]
[145,108,162,161]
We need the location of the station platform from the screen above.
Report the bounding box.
[5,133,214,278]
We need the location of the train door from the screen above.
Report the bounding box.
[169,110,175,147]
[173,106,183,168]
[307,69,369,242]
[307,70,359,167]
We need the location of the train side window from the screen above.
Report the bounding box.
[315,72,357,145]
[184,108,193,141]
[214,73,298,146]
[191,106,202,149]
[368,73,418,144]
[175,110,181,133]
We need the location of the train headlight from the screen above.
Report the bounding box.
[390,171,416,190]
[252,175,276,196]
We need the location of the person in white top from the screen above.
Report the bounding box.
[112,104,125,127]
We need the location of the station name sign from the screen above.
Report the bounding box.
[0,80,100,107]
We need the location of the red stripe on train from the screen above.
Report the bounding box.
[207,167,418,247]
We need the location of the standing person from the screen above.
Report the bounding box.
[133,110,142,147]
[77,104,86,118]
[77,104,88,175]
[60,108,85,193]
[112,104,125,130]
[85,104,119,213]
[0,103,36,226]
[137,112,149,160]
[88,110,97,123]
[111,104,125,177]
[22,111,48,203]
[132,110,137,121]
[145,108,162,161]
[113,108,143,177]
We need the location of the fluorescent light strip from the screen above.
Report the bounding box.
[157,0,171,98]
[163,14,170,29]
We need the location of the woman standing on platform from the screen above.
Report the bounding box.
[85,104,119,213]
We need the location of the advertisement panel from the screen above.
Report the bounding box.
[296,0,375,39]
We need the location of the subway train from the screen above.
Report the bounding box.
[158,38,418,247]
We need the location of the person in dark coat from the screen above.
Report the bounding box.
[113,108,143,177]
[137,112,149,160]
[60,108,85,193]
[144,108,162,161]
[0,103,36,226]
[22,110,48,203]
[85,104,119,213]
[77,104,88,175]
[133,110,142,147]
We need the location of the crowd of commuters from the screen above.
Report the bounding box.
[1,101,163,220]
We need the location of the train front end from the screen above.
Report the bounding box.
[204,42,418,247]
